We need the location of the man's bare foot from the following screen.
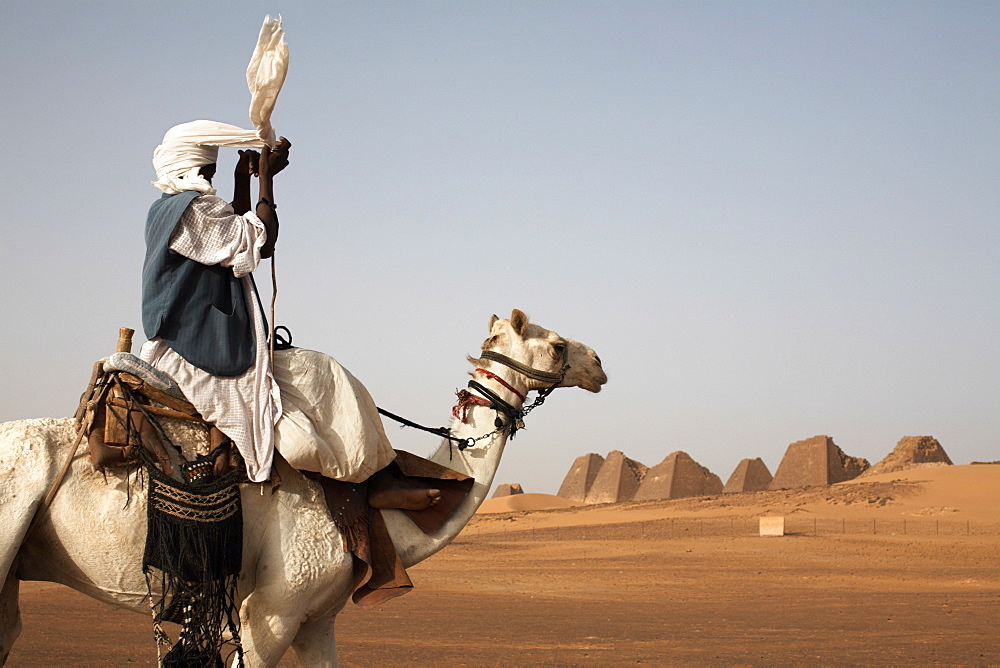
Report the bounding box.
[368,470,442,511]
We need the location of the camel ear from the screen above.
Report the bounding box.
[510,309,528,336]
[489,314,499,331]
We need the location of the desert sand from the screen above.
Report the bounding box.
[7,464,999,665]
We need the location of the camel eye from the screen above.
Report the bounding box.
[552,341,566,356]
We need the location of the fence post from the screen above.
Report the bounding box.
[873,519,876,535]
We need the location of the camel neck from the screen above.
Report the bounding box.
[382,400,510,567]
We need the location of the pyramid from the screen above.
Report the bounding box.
[769,435,869,489]
[723,457,773,493]
[557,453,605,502]
[633,451,723,501]
[491,483,525,498]
[862,436,952,477]
[583,450,647,504]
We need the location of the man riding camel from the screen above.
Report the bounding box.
[134,119,442,512]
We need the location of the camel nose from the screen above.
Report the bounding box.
[591,353,608,387]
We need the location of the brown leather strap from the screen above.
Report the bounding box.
[107,396,208,424]
[117,372,200,416]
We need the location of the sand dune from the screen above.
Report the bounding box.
[477,492,579,513]
[839,462,999,521]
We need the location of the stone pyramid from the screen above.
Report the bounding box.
[769,435,869,489]
[862,436,953,477]
[723,457,773,493]
[492,483,525,498]
[633,451,723,501]
[557,452,605,502]
[583,450,648,504]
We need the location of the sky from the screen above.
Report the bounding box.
[1,1,997,494]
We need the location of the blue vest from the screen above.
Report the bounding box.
[141,192,255,376]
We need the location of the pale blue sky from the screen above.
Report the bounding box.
[1,1,997,493]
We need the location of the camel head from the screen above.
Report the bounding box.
[476,309,607,394]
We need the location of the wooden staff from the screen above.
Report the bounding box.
[270,258,277,368]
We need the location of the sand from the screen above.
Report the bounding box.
[7,464,999,665]
[477,492,580,514]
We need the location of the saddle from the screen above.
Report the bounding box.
[77,330,231,479]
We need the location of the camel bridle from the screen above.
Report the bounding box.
[478,349,568,385]
[459,344,571,441]
[377,343,570,452]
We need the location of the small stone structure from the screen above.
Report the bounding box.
[491,483,525,498]
[862,436,953,476]
[633,451,722,501]
[723,457,773,493]
[584,450,648,504]
[769,435,869,489]
[759,516,785,536]
[557,452,605,502]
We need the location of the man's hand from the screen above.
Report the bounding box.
[259,137,291,179]
[235,149,260,178]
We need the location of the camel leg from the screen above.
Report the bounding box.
[0,494,39,607]
[238,592,304,667]
[0,572,21,666]
[0,503,41,667]
[0,509,32,595]
[291,615,339,668]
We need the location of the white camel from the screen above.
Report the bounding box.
[0,310,606,666]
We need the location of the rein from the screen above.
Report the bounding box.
[375,406,474,449]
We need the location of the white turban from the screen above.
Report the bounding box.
[151,16,289,195]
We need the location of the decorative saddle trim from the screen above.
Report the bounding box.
[105,352,183,398]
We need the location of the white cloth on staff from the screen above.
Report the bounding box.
[247,14,288,146]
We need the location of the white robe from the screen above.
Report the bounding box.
[140,195,395,482]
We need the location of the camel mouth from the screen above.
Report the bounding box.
[579,372,608,393]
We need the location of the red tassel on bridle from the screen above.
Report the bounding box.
[451,389,491,423]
